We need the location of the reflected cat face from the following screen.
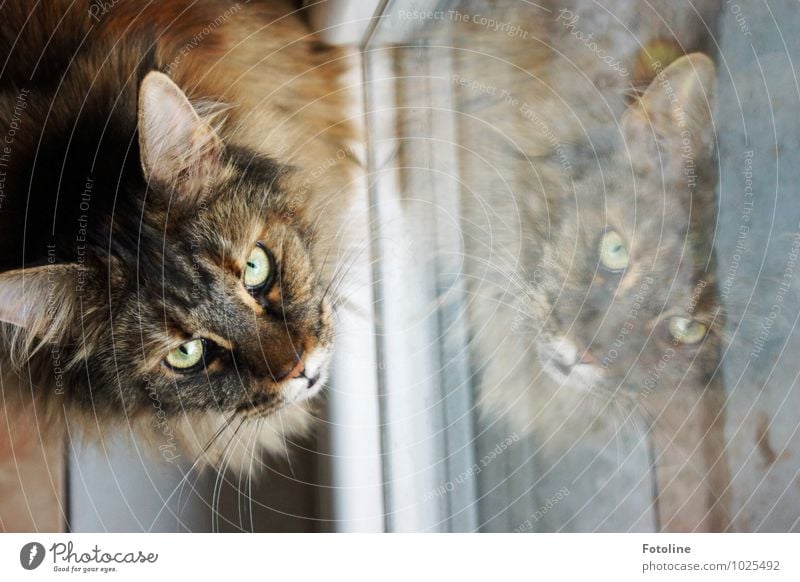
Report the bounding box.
[527,54,721,408]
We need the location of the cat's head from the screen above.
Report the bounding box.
[523,53,721,405]
[0,72,334,426]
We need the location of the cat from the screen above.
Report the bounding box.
[458,9,729,528]
[0,0,361,468]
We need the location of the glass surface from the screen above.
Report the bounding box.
[365,0,800,531]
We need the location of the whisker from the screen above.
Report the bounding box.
[248,417,263,532]
[150,411,237,532]
[278,408,295,479]
[174,412,240,525]
[211,417,248,532]
[314,238,336,289]
[321,240,370,306]
[235,428,250,531]
[241,417,261,532]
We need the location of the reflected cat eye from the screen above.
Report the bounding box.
[164,338,206,370]
[668,316,708,344]
[598,229,629,272]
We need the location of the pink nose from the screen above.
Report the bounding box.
[580,349,599,365]
[283,357,306,381]
[274,349,306,381]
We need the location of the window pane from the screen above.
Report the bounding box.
[365,0,800,532]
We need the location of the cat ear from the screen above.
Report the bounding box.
[623,53,716,162]
[0,264,80,351]
[138,71,225,205]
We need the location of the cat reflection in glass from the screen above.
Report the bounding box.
[467,53,728,531]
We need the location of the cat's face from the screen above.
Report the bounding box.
[521,54,720,405]
[108,154,335,418]
[119,73,335,418]
[0,72,334,422]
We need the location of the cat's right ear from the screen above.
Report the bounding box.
[623,53,716,162]
[138,71,226,206]
[0,264,80,354]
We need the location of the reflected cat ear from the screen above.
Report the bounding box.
[623,53,716,161]
[137,71,225,206]
[0,264,79,352]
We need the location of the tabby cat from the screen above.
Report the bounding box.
[0,0,360,466]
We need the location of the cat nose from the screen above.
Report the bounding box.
[579,348,599,365]
[552,339,580,367]
[553,338,598,367]
[273,348,305,382]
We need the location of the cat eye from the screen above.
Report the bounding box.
[165,339,206,370]
[668,316,708,345]
[244,243,273,290]
[598,229,629,272]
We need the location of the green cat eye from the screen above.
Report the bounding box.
[244,244,271,289]
[165,339,205,370]
[668,316,707,345]
[598,229,629,272]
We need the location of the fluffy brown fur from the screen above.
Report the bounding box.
[0,0,361,467]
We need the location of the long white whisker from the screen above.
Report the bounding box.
[150,412,237,532]
[211,417,247,532]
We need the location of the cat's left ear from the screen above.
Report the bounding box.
[138,71,226,206]
[623,53,716,162]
